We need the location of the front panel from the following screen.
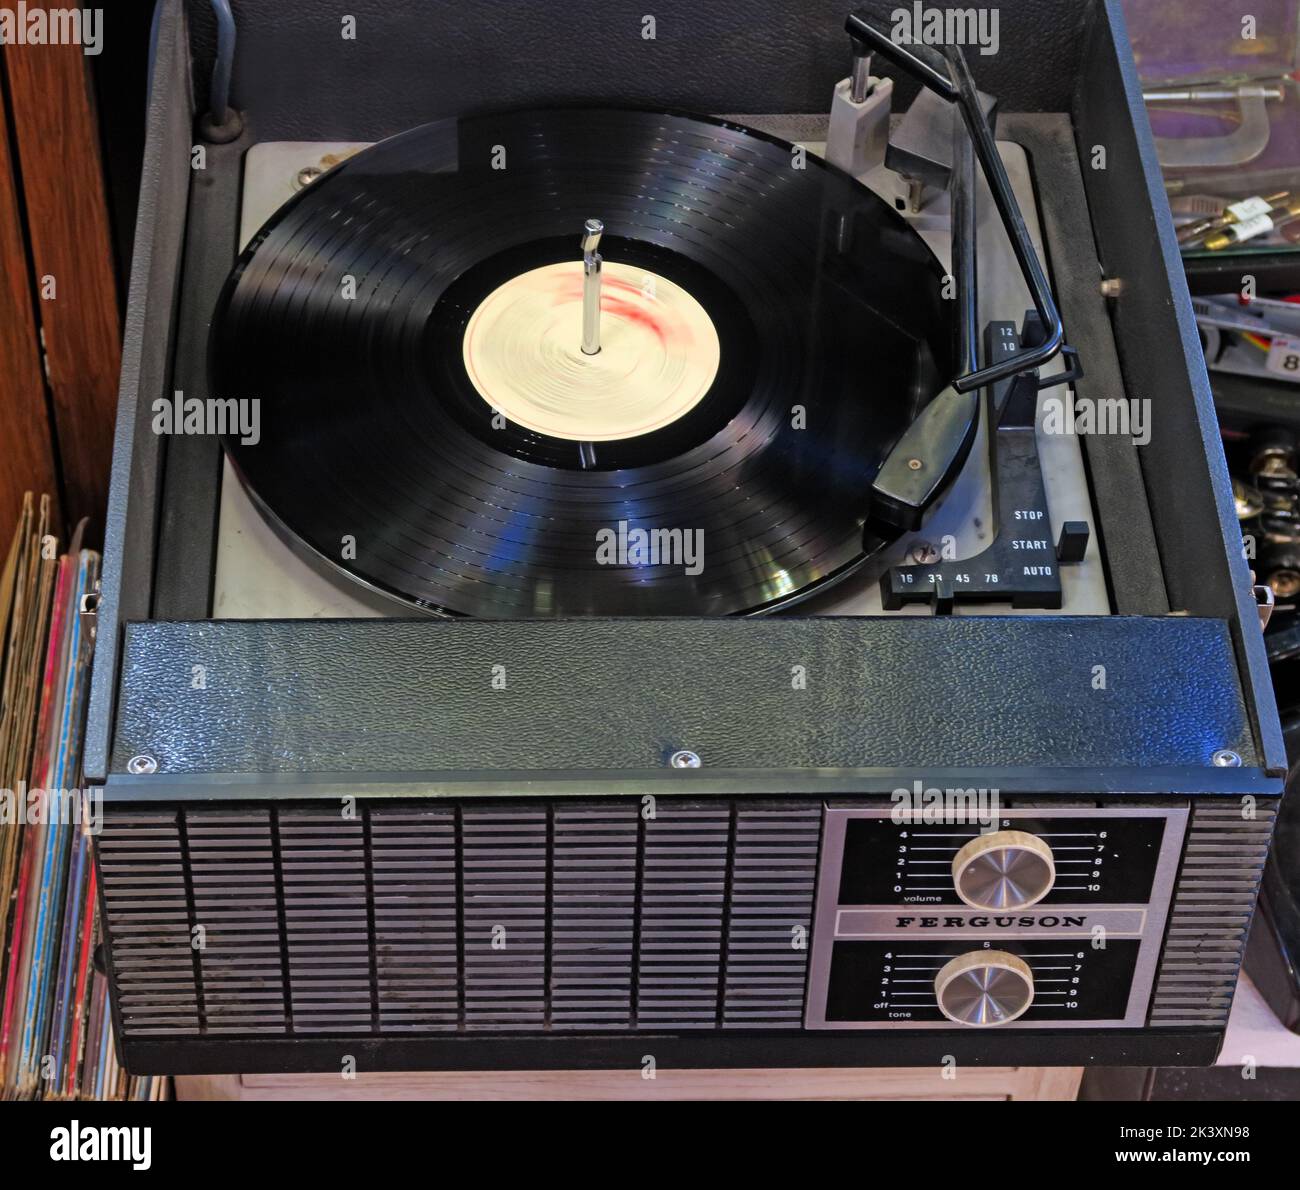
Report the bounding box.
[805,807,1187,1029]
[95,793,1273,1071]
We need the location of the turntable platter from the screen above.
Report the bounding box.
[211,108,954,616]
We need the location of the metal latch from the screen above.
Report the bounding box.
[79,580,101,643]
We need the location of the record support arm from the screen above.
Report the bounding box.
[849,11,1079,533]
[872,105,984,532]
[844,11,1065,390]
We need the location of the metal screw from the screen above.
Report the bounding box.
[1211,749,1242,768]
[1099,278,1124,299]
[669,750,702,769]
[907,458,923,471]
[294,165,323,190]
[127,754,158,775]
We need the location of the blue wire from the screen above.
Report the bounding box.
[146,0,161,105]
[209,0,237,124]
[148,2,237,126]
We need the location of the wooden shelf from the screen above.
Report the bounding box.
[177,1064,1082,1102]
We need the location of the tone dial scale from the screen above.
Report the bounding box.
[823,938,1140,1025]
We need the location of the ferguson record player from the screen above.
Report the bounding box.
[86,0,1285,1074]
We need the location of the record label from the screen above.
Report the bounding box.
[462,261,720,442]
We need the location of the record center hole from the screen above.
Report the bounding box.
[461,261,721,442]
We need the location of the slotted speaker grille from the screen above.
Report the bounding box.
[551,804,638,1029]
[94,812,198,1035]
[371,808,458,1031]
[1148,798,1277,1027]
[97,799,822,1039]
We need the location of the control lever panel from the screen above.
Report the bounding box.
[881,319,1089,612]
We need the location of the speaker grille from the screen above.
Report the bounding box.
[370,807,458,1032]
[724,804,822,1027]
[187,810,285,1034]
[97,798,822,1039]
[461,806,548,1030]
[1148,798,1277,1027]
[550,803,638,1030]
[95,811,198,1035]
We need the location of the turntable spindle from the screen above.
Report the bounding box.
[581,218,603,355]
[849,41,872,103]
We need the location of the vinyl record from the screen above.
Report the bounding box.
[211,107,955,616]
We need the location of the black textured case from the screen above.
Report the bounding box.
[88,0,1287,1074]
[111,617,1255,782]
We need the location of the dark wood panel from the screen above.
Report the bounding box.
[2,2,122,542]
[0,56,58,535]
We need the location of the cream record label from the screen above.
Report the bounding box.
[462,262,720,443]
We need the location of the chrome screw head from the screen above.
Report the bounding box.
[126,754,159,775]
[669,750,702,769]
[1211,749,1243,768]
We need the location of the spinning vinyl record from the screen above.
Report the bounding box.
[211,108,954,616]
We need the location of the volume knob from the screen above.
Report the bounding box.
[934,950,1034,1026]
[951,830,1055,910]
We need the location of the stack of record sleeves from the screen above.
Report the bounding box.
[0,494,166,1101]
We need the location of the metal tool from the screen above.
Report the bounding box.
[1177,190,1289,244]
[1204,197,1300,250]
[1145,82,1285,169]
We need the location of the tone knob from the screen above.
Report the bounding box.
[934,950,1034,1026]
[951,829,1055,910]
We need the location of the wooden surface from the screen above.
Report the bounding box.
[177,1066,1083,1102]
[0,65,59,535]
[1,1,121,541]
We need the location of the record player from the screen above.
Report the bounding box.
[87,0,1285,1074]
